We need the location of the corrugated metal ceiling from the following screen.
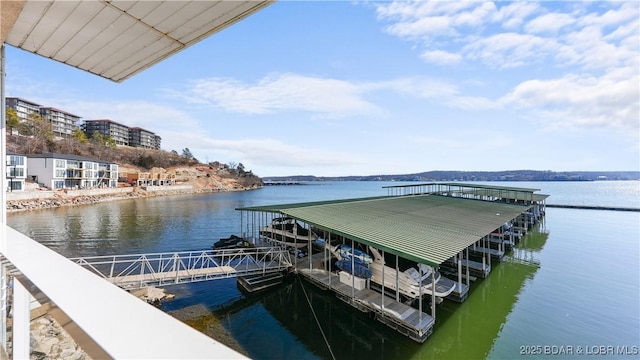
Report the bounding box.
[4,0,273,82]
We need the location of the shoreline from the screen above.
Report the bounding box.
[6,184,262,213]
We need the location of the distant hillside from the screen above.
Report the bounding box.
[6,132,263,188]
[263,170,640,182]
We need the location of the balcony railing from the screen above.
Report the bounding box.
[0,225,245,359]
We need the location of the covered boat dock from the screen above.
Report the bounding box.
[237,183,548,342]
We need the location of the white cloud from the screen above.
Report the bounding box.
[66,100,200,132]
[525,12,576,34]
[158,132,362,173]
[500,70,639,133]
[464,32,560,68]
[420,50,462,65]
[375,1,638,71]
[492,2,540,30]
[179,73,380,117]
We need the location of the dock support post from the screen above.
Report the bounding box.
[381,250,385,310]
[487,236,492,268]
[351,238,355,299]
[457,251,462,288]
[418,264,422,323]
[395,254,400,302]
[431,269,435,321]
[482,248,486,274]
[324,231,330,286]
[465,248,470,286]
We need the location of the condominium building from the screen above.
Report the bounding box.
[129,127,161,150]
[6,98,162,150]
[27,153,119,189]
[83,119,130,146]
[5,153,27,192]
[6,97,80,137]
[40,107,80,137]
[6,97,41,123]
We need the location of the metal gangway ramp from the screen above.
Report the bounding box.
[72,246,293,290]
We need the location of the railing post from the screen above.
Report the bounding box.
[13,278,30,359]
[0,264,7,356]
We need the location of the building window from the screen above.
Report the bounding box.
[8,155,24,166]
[9,168,24,177]
[53,181,64,189]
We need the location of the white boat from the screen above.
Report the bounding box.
[329,243,456,300]
[259,217,318,249]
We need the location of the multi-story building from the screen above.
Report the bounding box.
[6,97,80,137]
[129,127,161,150]
[40,107,80,137]
[153,134,162,150]
[83,119,130,146]
[5,153,27,191]
[6,98,162,150]
[27,153,118,189]
[6,97,41,123]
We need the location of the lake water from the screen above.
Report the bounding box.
[7,181,640,359]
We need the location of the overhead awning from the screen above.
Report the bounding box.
[2,0,273,82]
[240,194,532,267]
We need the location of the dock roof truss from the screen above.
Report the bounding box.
[242,194,531,267]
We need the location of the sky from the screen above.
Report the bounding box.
[5,1,639,177]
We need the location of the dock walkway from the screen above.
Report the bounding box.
[442,258,491,279]
[295,253,434,342]
[73,247,292,290]
[468,246,504,262]
[298,267,434,342]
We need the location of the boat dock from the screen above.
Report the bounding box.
[296,254,434,343]
[441,258,491,279]
[468,246,505,262]
[236,182,549,343]
[488,234,515,250]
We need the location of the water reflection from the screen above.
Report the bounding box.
[172,227,546,360]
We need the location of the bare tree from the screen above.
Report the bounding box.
[22,113,55,154]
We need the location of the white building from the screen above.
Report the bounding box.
[27,153,118,189]
[5,153,27,191]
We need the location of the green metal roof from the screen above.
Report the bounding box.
[383,182,542,192]
[240,194,531,267]
[382,182,548,202]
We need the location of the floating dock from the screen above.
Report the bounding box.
[446,282,470,303]
[297,264,434,343]
[237,272,285,293]
[441,258,491,279]
[468,246,505,262]
[237,182,549,343]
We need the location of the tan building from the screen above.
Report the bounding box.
[40,107,80,137]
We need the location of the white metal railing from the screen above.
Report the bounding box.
[72,247,293,289]
[1,225,249,359]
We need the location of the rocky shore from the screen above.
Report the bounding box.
[6,164,263,213]
[23,287,180,360]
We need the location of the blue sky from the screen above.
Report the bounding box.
[5,1,639,177]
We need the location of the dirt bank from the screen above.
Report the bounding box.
[6,164,263,213]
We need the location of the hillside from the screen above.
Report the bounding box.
[6,133,263,210]
[263,170,640,182]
